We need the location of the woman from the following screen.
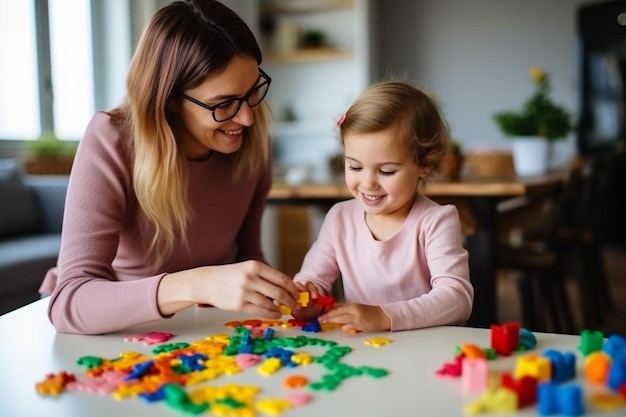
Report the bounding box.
[39,0,299,334]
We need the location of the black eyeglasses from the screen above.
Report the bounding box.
[180,68,271,122]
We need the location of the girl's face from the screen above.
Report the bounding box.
[176,56,260,160]
[344,127,427,220]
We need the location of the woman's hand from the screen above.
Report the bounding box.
[290,281,324,322]
[158,260,299,318]
[319,303,391,332]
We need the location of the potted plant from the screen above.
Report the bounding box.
[24,131,77,175]
[493,67,573,176]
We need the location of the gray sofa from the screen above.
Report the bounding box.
[0,159,67,315]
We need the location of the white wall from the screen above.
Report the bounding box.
[376,0,606,167]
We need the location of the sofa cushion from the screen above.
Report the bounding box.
[0,234,61,294]
[0,159,41,237]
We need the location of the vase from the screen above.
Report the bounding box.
[442,154,464,181]
[510,136,551,176]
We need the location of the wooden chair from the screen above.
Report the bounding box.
[496,165,581,334]
[555,154,616,328]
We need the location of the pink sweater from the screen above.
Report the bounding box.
[293,195,473,331]
[39,112,272,334]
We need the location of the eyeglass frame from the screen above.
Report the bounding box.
[179,68,272,122]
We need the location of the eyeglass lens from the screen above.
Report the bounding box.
[213,80,270,122]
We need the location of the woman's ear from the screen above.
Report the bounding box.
[166,99,178,113]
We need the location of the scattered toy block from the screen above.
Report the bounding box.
[235,353,262,369]
[124,331,175,345]
[490,322,520,356]
[501,373,537,408]
[364,337,393,348]
[162,383,209,414]
[34,322,393,415]
[584,351,611,385]
[302,319,321,333]
[542,349,576,383]
[519,328,537,350]
[279,305,292,315]
[283,374,309,389]
[464,387,518,414]
[264,327,275,342]
[286,318,308,327]
[314,294,335,310]
[462,357,489,393]
[35,372,76,396]
[537,383,584,416]
[242,319,263,328]
[461,343,487,359]
[607,350,626,391]
[589,392,625,411]
[435,354,464,378]
[286,392,314,406]
[290,352,313,366]
[514,354,551,382]
[297,291,310,307]
[603,334,626,359]
[578,329,604,356]
[320,322,342,331]
[256,398,292,415]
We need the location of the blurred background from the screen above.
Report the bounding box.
[2,0,624,235]
[0,0,624,332]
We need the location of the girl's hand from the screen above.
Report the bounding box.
[158,260,299,318]
[318,303,391,332]
[291,281,324,322]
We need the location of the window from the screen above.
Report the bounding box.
[0,0,39,139]
[0,0,131,141]
[49,0,95,139]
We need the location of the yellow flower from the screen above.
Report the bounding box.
[528,66,546,85]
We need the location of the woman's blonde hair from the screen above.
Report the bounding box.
[338,81,450,180]
[109,0,271,267]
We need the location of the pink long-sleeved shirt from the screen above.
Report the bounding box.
[39,111,272,334]
[293,195,474,331]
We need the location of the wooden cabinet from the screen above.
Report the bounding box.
[275,206,312,277]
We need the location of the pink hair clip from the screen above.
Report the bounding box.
[336,113,346,127]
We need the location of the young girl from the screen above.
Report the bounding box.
[292,81,474,332]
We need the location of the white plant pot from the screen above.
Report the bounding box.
[511,137,550,176]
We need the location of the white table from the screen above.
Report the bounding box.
[0,299,622,417]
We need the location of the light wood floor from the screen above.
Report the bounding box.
[498,245,626,336]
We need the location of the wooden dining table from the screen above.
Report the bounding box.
[268,172,565,329]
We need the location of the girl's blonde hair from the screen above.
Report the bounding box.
[338,81,450,180]
[109,0,272,268]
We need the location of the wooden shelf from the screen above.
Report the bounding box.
[261,0,353,16]
[264,47,353,64]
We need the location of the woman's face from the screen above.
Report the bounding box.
[176,56,260,160]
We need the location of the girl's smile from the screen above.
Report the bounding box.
[361,192,386,205]
[344,127,422,222]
